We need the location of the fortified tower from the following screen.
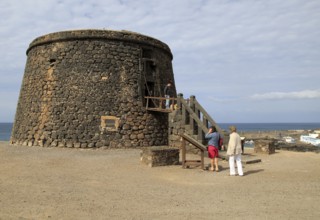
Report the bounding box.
[11,29,176,148]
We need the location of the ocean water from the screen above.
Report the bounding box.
[1,122,320,141]
[218,123,320,132]
[0,123,13,141]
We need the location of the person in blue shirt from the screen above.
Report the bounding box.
[205,126,222,172]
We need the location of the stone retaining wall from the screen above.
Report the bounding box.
[254,139,276,154]
[140,146,180,167]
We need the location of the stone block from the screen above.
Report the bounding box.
[254,139,276,154]
[140,146,180,167]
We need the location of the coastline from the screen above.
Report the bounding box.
[2,122,320,153]
[218,122,320,132]
[2,129,320,152]
[2,122,320,141]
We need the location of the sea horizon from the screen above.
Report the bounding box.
[218,122,320,132]
[1,122,320,141]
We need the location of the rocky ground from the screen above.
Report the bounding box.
[1,141,320,219]
[240,130,320,153]
[239,129,313,141]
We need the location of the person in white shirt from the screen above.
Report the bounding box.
[227,126,244,176]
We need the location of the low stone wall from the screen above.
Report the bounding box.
[140,146,180,167]
[254,139,276,154]
[275,143,320,153]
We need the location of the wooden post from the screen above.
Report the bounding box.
[180,95,187,126]
[180,133,206,170]
[202,115,209,145]
[201,150,204,170]
[203,115,209,129]
[159,97,163,109]
[177,93,183,113]
[195,109,203,142]
[146,97,149,109]
[189,95,195,135]
[181,138,186,168]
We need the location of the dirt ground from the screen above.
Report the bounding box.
[0,141,319,220]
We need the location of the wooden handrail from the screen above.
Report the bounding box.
[176,94,224,139]
[180,133,206,170]
[180,133,206,151]
[179,98,208,133]
[193,99,223,135]
[145,96,178,111]
[145,94,225,152]
[145,96,177,101]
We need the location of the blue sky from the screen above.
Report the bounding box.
[0,0,319,123]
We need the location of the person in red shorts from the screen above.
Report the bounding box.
[205,126,223,172]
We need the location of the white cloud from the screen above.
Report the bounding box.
[0,0,320,122]
[251,89,320,100]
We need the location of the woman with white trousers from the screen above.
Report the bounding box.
[227,126,244,176]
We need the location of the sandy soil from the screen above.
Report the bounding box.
[0,141,319,220]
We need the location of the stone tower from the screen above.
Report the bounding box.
[11,29,176,148]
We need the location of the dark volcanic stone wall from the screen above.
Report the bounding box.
[11,29,176,148]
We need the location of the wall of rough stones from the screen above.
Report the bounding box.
[11,29,176,148]
[254,139,276,154]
